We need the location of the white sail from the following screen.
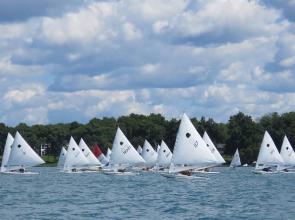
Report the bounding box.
[280,135,295,167]
[78,138,101,166]
[63,137,89,171]
[109,127,145,167]
[156,140,172,167]
[97,152,109,165]
[6,131,45,171]
[142,140,158,166]
[169,113,219,173]
[137,145,142,155]
[230,148,241,167]
[157,144,161,153]
[203,131,225,164]
[0,133,14,172]
[57,147,67,167]
[255,131,284,170]
[106,148,112,161]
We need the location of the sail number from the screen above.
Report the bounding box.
[122,145,131,154]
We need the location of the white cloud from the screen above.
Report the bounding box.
[0,0,294,125]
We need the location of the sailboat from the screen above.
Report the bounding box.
[137,145,143,155]
[254,131,284,174]
[107,127,145,175]
[163,113,219,178]
[63,137,89,173]
[0,133,14,173]
[230,148,241,168]
[280,135,295,171]
[92,144,109,165]
[156,140,172,170]
[4,131,45,174]
[57,147,67,167]
[141,140,158,168]
[78,138,101,170]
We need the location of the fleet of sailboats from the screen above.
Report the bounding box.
[1,115,295,177]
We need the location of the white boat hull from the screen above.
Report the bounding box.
[1,171,39,175]
[103,171,138,176]
[252,170,279,175]
[161,173,208,179]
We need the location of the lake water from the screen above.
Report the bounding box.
[0,167,294,220]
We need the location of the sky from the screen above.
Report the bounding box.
[0,0,295,126]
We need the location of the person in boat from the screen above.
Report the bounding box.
[118,168,126,173]
[180,170,192,176]
[262,167,272,172]
[142,167,151,171]
[19,168,25,173]
[71,168,77,172]
[283,168,289,172]
[204,168,210,172]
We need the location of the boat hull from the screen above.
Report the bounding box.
[161,173,208,179]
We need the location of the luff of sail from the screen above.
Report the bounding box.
[63,137,89,171]
[203,131,225,164]
[6,131,45,171]
[255,131,284,170]
[0,133,14,172]
[109,127,145,168]
[230,148,241,167]
[280,135,295,168]
[169,113,219,173]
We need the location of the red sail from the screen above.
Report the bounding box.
[92,144,103,157]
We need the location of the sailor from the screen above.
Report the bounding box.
[180,170,192,176]
[262,167,271,172]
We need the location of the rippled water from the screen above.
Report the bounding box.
[0,167,294,220]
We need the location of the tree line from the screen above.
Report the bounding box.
[1,112,295,164]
